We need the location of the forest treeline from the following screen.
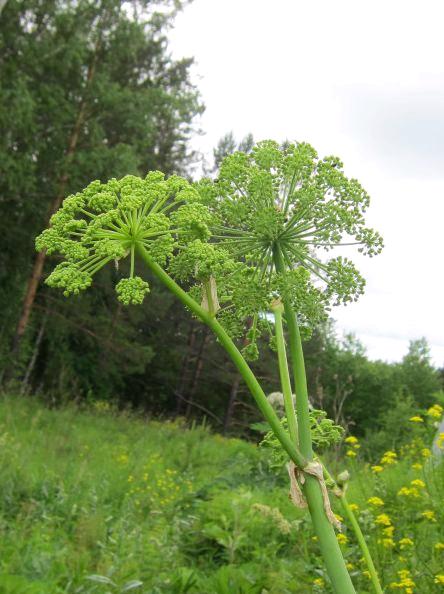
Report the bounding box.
[1,0,442,450]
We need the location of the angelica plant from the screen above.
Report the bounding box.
[37,140,383,594]
[206,140,384,593]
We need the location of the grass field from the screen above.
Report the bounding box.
[0,396,443,593]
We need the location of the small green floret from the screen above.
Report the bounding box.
[46,263,92,296]
[115,277,150,305]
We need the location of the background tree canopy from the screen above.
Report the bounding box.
[0,1,442,451]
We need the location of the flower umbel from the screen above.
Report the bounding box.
[36,173,208,304]
[208,140,383,311]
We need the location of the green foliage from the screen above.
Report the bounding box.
[0,397,443,593]
[260,409,345,468]
[0,0,202,379]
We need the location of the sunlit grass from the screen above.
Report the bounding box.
[0,396,442,593]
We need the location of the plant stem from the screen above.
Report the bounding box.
[272,302,298,445]
[321,464,384,594]
[136,244,306,469]
[341,494,384,594]
[273,245,356,594]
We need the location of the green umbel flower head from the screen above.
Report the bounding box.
[207,140,383,309]
[36,172,209,304]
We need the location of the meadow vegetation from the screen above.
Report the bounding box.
[1,396,443,593]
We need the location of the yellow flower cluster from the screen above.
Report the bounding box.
[435,542,444,551]
[409,416,423,423]
[399,537,414,549]
[437,432,444,450]
[367,496,384,507]
[313,577,325,588]
[337,533,348,545]
[371,450,398,474]
[371,465,384,473]
[345,435,360,458]
[435,574,444,584]
[421,509,437,522]
[427,404,443,419]
[390,568,416,593]
[375,513,392,527]
[380,450,397,466]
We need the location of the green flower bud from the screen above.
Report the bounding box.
[116,277,150,305]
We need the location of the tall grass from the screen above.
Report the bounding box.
[0,396,442,593]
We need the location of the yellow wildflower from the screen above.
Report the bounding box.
[411,463,423,470]
[348,503,359,512]
[346,562,355,570]
[397,486,420,498]
[346,449,357,458]
[410,479,425,488]
[371,465,384,473]
[381,450,397,465]
[313,577,324,587]
[381,537,395,548]
[345,435,358,445]
[391,569,416,592]
[375,513,391,527]
[383,526,395,537]
[399,537,414,549]
[337,533,348,545]
[409,415,424,422]
[421,509,437,522]
[427,404,443,419]
[421,447,431,458]
[362,570,371,580]
[367,496,384,507]
[435,542,444,551]
[334,513,344,523]
[435,575,444,584]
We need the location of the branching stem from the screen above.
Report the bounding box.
[273,244,356,594]
[136,243,307,469]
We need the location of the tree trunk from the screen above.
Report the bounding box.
[20,312,48,395]
[223,374,241,434]
[174,322,197,414]
[9,41,100,364]
[223,318,253,433]
[185,329,210,418]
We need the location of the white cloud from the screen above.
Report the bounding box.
[169,0,444,366]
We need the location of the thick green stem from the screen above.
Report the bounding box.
[136,244,306,469]
[321,464,384,594]
[273,245,356,594]
[272,302,298,445]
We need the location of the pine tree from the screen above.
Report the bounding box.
[0,0,203,378]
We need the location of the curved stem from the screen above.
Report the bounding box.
[136,243,306,469]
[273,244,356,594]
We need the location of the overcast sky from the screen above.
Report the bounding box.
[169,0,444,366]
